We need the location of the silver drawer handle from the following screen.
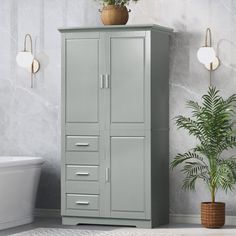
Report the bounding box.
[105,74,109,89]
[76,201,89,205]
[75,143,89,147]
[105,167,109,183]
[100,74,104,89]
[76,172,90,176]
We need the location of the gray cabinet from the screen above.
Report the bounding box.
[59,25,172,228]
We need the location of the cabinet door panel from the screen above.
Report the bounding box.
[66,38,99,123]
[110,37,145,123]
[110,137,145,215]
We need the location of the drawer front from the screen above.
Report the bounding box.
[66,152,99,165]
[66,136,98,152]
[66,165,99,181]
[66,194,99,210]
[66,181,99,194]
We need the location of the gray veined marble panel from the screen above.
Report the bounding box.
[1,0,236,214]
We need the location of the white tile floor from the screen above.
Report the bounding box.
[1,218,236,236]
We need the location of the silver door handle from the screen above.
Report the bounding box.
[75,143,89,146]
[105,167,109,182]
[105,74,109,89]
[76,172,90,176]
[100,74,104,89]
[76,201,89,205]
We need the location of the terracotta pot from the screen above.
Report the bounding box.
[100,5,130,25]
[201,202,225,228]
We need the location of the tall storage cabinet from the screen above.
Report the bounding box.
[59,25,173,228]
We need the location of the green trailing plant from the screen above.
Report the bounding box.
[171,87,236,203]
[95,0,140,6]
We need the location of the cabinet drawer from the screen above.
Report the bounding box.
[66,136,98,152]
[67,194,99,210]
[66,152,99,165]
[66,181,99,194]
[66,165,98,181]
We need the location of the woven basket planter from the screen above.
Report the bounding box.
[201,202,225,228]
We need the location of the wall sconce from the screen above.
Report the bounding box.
[16,34,40,88]
[197,28,220,71]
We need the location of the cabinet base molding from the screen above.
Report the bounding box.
[62,216,152,228]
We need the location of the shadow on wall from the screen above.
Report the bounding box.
[217,39,236,71]
[36,168,61,209]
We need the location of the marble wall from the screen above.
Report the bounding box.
[0,0,236,215]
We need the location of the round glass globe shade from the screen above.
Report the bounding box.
[16,51,34,68]
[197,47,216,64]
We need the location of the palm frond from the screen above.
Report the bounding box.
[95,0,140,5]
[182,161,208,177]
[182,175,198,190]
[171,152,205,169]
[212,162,236,192]
[182,171,209,190]
[175,116,206,143]
[186,100,203,117]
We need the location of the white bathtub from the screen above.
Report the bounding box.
[0,156,44,230]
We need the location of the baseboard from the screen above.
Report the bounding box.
[34,209,236,226]
[170,213,236,226]
[34,208,61,218]
[170,214,200,224]
[0,216,33,230]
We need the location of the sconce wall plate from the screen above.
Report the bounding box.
[30,59,40,74]
[205,57,220,71]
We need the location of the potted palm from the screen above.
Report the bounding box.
[95,0,140,25]
[171,87,236,228]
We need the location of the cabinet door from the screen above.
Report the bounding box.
[65,33,100,124]
[108,31,146,126]
[110,137,146,219]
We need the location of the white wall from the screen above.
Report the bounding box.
[0,0,236,214]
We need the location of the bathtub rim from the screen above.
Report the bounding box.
[0,156,44,168]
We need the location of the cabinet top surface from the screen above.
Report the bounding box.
[58,24,173,34]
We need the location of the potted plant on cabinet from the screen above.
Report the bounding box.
[95,0,140,25]
[171,87,236,228]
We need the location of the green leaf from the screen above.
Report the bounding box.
[95,0,140,6]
